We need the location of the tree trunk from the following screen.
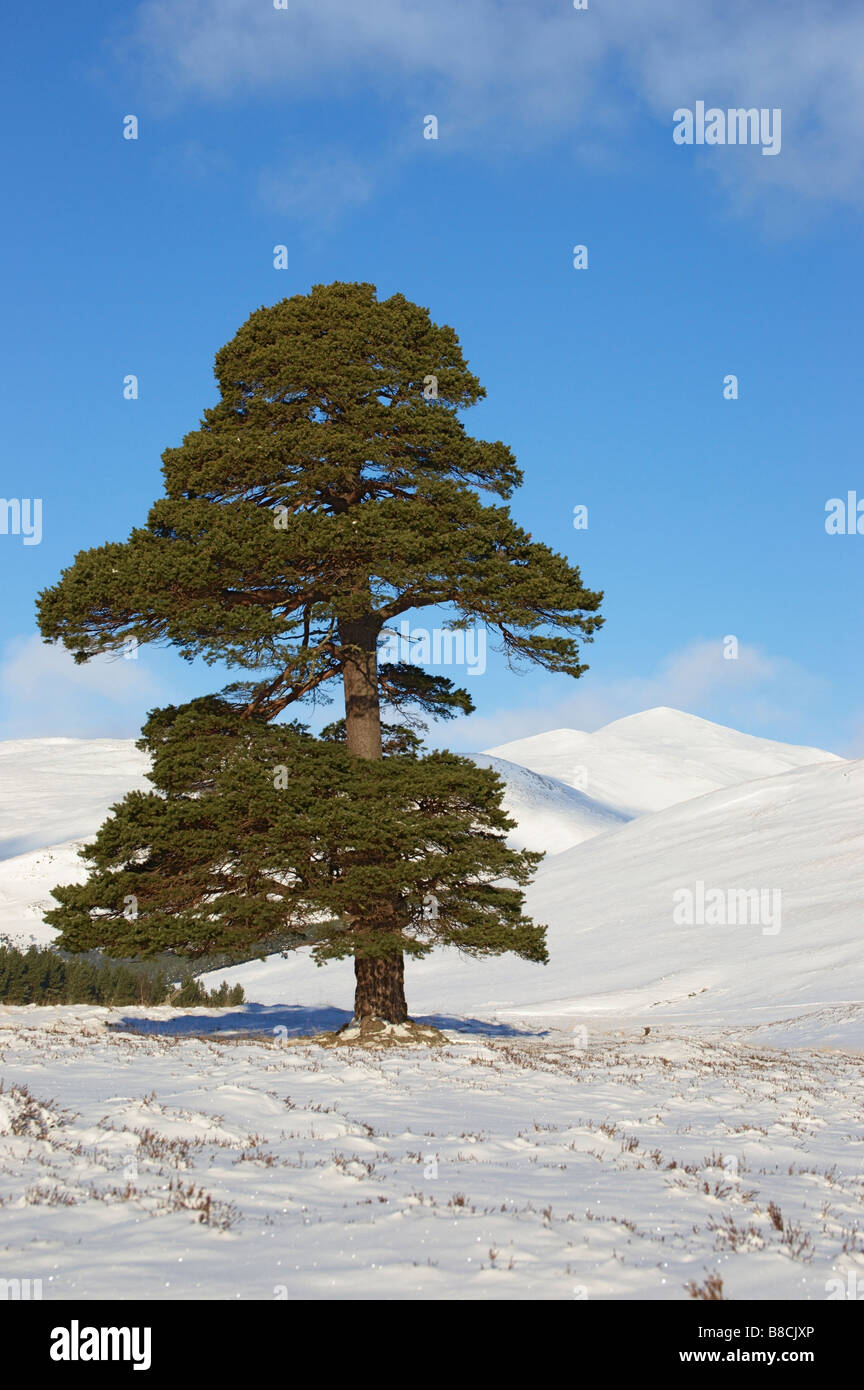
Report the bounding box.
[340,617,383,760]
[353,953,408,1022]
[339,613,406,1022]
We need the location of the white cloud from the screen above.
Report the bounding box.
[121,0,864,211]
[1,632,843,757]
[257,148,377,225]
[0,635,168,739]
[439,638,832,751]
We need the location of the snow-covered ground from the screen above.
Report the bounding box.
[1,1007,862,1301]
[1,707,861,1299]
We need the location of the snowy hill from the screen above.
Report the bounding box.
[486,754,864,1036]
[1,714,858,1306]
[471,753,630,853]
[0,735,631,946]
[2,713,860,1047]
[0,737,150,859]
[0,840,91,947]
[201,755,864,1046]
[486,706,840,815]
[0,736,612,867]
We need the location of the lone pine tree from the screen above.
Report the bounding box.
[45,700,548,1027]
[38,282,603,1029]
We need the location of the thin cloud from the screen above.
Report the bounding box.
[439,638,833,752]
[258,148,377,225]
[0,635,168,739]
[120,0,864,210]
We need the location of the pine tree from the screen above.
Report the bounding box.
[38,283,603,1026]
[45,700,547,1019]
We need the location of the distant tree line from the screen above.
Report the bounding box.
[0,944,244,1006]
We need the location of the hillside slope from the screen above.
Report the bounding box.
[3,719,859,1047]
[486,707,840,814]
[0,737,627,945]
[0,738,150,859]
[471,753,630,852]
[203,756,864,1045]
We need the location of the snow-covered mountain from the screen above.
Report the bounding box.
[2,710,860,1046]
[0,735,617,867]
[471,753,630,853]
[486,706,840,815]
[0,741,628,945]
[419,754,864,1033]
[203,754,864,1045]
[0,840,89,947]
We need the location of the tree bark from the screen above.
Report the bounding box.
[339,617,383,760]
[339,613,407,1022]
[353,954,408,1023]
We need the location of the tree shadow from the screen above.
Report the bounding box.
[108,1001,545,1040]
[417,1014,546,1038]
[108,1003,350,1038]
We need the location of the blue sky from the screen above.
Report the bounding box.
[1,1,862,754]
